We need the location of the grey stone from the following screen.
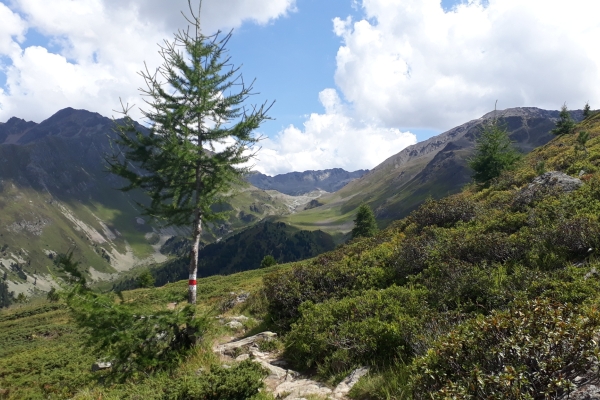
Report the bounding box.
[91,361,112,372]
[515,171,583,206]
[562,384,600,400]
[235,354,250,362]
[275,379,333,399]
[214,331,277,355]
[225,320,244,329]
[333,367,369,398]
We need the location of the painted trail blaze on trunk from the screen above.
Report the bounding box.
[189,274,197,303]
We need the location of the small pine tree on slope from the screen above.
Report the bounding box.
[468,115,521,185]
[551,103,576,135]
[351,203,378,239]
[107,1,271,304]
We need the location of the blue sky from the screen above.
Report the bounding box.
[0,0,599,175]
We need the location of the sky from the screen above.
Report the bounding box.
[0,0,599,176]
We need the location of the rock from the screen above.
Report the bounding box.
[220,292,251,311]
[255,358,289,380]
[91,361,112,372]
[225,320,244,330]
[274,379,333,399]
[561,384,600,400]
[235,354,250,362]
[214,331,277,356]
[333,367,369,398]
[515,171,583,206]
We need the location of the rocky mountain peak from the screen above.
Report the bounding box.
[16,108,111,144]
[0,117,37,144]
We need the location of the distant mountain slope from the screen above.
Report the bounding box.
[113,221,336,288]
[247,168,368,195]
[283,107,584,233]
[0,108,301,296]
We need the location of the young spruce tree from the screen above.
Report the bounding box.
[551,103,575,135]
[351,203,378,239]
[107,1,271,304]
[468,111,520,185]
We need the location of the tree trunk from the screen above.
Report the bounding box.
[188,209,202,304]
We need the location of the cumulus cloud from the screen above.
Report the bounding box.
[0,3,26,55]
[255,88,416,175]
[333,0,600,130]
[0,0,295,122]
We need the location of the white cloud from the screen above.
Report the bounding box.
[333,0,600,130]
[0,3,26,56]
[0,0,295,122]
[255,88,416,175]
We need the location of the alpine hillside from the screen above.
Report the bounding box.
[282,107,584,234]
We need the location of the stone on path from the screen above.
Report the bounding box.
[332,367,369,398]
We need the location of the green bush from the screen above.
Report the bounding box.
[57,252,210,381]
[409,194,478,230]
[137,270,156,288]
[264,240,396,329]
[545,216,600,259]
[259,255,277,269]
[164,359,268,400]
[285,285,428,375]
[411,298,600,399]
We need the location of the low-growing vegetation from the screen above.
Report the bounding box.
[3,113,600,399]
[260,111,600,398]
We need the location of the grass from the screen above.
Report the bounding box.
[0,261,291,399]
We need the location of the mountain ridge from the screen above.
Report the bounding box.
[281,106,584,232]
[247,168,368,195]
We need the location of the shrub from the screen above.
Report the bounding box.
[264,241,396,329]
[545,216,600,259]
[164,359,268,400]
[259,255,277,269]
[285,285,428,375]
[137,270,156,288]
[409,194,478,231]
[47,287,60,302]
[411,298,600,399]
[414,260,506,313]
[392,229,437,279]
[56,252,210,381]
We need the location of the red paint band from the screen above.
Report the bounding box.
[188,280,197,285]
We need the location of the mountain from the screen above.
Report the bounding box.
[282,107,584,233]
[113,220,336,290]
[0,108,309,296]
[247,168,368,195]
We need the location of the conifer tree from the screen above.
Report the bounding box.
[583,102,591,119]
[260,255,277,268]
[468,115,520,185]
[551,103,575,135]
[107,1,271,304]
[351,203,378,239]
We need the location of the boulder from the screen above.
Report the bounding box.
[515,171,583,206]
[561,383,600,400]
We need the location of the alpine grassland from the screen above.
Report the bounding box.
[3,111,600,399]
